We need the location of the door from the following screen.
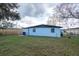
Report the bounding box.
[22,32,26,35]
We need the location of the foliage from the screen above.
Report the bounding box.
[54,3,79,19]
[0,21,14,28]
[0,3,20,28]
[0,3,20,21]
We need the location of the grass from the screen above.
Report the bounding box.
[0,35,79,56]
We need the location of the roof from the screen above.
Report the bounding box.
[23,24,62,29]
[64,27,79,30]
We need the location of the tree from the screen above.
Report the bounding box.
[53,3,79,37]
[0,3,20,28]
[53,3,79,28]
[47,15,63,26]
[0,21,15,29]
[54,3,79,19]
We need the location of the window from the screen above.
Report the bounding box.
[51,28,54,33]
[33,28,36,32]
[22,32,26,35]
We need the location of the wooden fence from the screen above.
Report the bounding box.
[0,28,22,35]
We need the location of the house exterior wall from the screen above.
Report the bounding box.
[23,27,62,37]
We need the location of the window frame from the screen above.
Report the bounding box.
[33,28,36,32]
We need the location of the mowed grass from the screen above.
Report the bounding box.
[0,35,79,56]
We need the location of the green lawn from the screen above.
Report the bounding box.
[0,35,79,56]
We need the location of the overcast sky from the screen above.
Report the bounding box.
[15,3,56,28]
[18,3,56,17]
[13,3,79,29]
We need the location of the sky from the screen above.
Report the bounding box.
[13,3,79,29]
[15,3,56,28]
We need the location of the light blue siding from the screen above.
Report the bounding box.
[23,27,62,37]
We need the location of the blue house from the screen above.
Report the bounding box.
[22,24,63,37]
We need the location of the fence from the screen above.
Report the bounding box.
[0,28,22,35]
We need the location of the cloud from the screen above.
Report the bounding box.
[16,3,79,29]
[13,16,49,28]
[18,3,45,17]
[20,16,48,27]
[16,3,55,28]
[18,3,55,18]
